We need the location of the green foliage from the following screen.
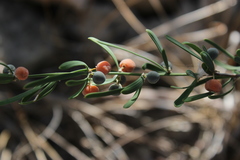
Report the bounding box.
[0,29,239,108]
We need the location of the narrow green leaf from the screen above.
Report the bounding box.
[24,72,87,89]
[88,37,120,69]
[208,86,234,99]
[204,39,234,59]
[59,61,88,70]
[121,76,144,94]
[85,88,123,98]
[201,63,212,75]
[146,29,169,70]
[28,72,70,78]
[184,92,213,102]
[200,51,215,73]
[214,60,240,70]
[161,49,170,71]
[170,86,188,89]
[202,46,208,52]
[0,86,43,105]
[37,82,57,100]
[20,82,57,105]
[123,88,142,108]
[186,70,197,78]
[146,29,164,52]
[20,88,42,103]
[174,79,197,107]
[65,78,87,86]
[0,74,15,84]
[69,81,88,99]
[222,78,233,88]
[166,35,202,61]
[183,42,202,54]
[142,63,165,72]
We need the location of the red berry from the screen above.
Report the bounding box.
[82,85,99,96]
[119,59,136,72]
[96,61,111,75]
[205,79,222,93]
[15,67,29,80]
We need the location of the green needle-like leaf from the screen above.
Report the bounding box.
[208,86,234,99]
[170,86,189,89]
[85,88,123,98]
[200,51,215,73]
[65,78,87,86]
[0,86,43,105]
[24,72,87,89]
[59,61,88,70]
[204,39,234,59]
[166,35,202,61]
[20,82,57,105]
[69,81,88,99]
[146,29,164,52]
[184,92,213,102]
[123,88,142,108]
[88,37,120,69]
[214,60,240,70]
[183,42,202,54]
[146,29,169,71]
[121,76,145,94]
[174,79,197,107]
[186,70,197,78]
[0,74,15,84]
[142,63,165,72]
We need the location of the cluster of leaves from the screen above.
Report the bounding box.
[0,29,239,108]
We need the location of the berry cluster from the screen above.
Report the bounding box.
[83,59,136,96]
[0,29,237,108]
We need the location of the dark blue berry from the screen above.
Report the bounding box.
[147,71,160,84]
[92,71,106,84]
[207,48,219,60]
[109,84,121,96]
[3,64,15,74]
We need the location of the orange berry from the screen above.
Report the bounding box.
[119,59,136,72]
[96,61,111,75]
[82,85,99,96]
[205,79,222,93]
[15,67,29,80]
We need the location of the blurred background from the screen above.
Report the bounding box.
[0,0,240,159]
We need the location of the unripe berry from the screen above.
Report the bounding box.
[205,79,222,93]
[160,61,172,70]
[119,59,136,72]
[108,83,122,96]
[207,48,219,60]
[96,61,111,75]
[146,71,160,84]
[82,85,99,96]
[92,71,106,84]
[15,66,29,80]
[3,64,15,74]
